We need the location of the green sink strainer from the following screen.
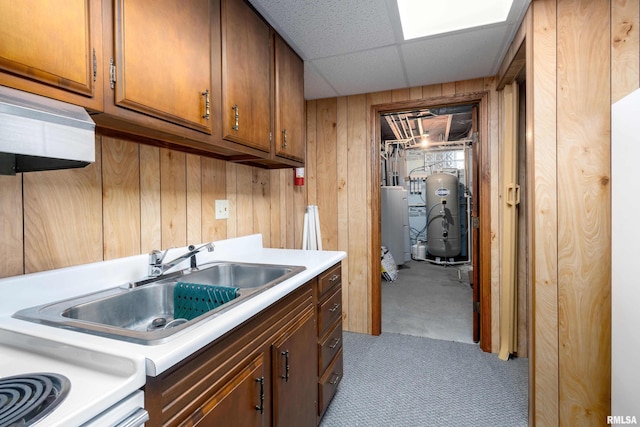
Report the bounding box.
[174,282,239,321]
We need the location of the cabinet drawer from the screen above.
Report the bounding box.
[318,287,342,337]
[318,320,342,375]
[318,264,341,298]
[318,348,343,418]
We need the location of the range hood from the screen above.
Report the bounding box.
[0,85,95,175]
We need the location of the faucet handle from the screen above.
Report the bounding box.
[149,248,171,265]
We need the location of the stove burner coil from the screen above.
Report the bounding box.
[0,373,70,427]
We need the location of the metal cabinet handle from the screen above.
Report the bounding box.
[329,337,341,349]
[282,129,287,148]
[329,274,340,284]
[281,350,290,382]
[255,376,264,414]
[202,90,210,120]
[329,303,340,313]
[329,372,342,386]
[232,104,239,130]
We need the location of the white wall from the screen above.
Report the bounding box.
[611,88,640,422]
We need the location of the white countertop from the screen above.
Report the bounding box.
[0,234,345,423]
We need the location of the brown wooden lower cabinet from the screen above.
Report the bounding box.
[318,349,343,418]
[272,309,317,427]
[144,261,343,426]
[316,263,344,423]
[193,353,267,427]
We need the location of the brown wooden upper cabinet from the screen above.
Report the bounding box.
[221,0,272,153]
[274,35,305,163]
[110,0,212,134]
[0,0,103,110]
[0,0,304,168]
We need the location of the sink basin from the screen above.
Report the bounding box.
[13,262,305,345]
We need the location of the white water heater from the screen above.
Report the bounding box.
[425,173,461,257]
[380,186,410,265]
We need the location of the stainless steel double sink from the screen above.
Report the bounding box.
[13,262,305,345]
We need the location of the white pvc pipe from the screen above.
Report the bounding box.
[307,206,317,250]
[314,205,323,250]
[302,212,309,250]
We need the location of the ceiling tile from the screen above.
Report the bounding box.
[248,0,531,99]
[248,0,396,59]
[401,25,510,87]
[304,64,339,100]
[311,46,408,97]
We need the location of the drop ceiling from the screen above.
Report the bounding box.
[247,0,531,100]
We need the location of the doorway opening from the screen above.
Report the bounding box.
[370,92,492,352]
[379,104,477,343]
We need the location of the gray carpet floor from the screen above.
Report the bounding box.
[320,332,529,427]
[382,260,474,343]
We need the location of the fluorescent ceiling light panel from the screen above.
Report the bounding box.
[397,0,514,40]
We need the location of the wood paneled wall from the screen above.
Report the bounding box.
[305,78,503,337]
[0,134,305,277]
[527,0,639,425]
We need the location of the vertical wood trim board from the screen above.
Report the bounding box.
[530,0,560,424]
[365,90,376,333]
[367,90,392,335]
[102,137,140,260]
[235,164,255,238]
[422,84,443,98]
[160,149,187,249]
[306,100,318,207]
[409,86,423,100]
[346,94,369,333]
[201,157,227,243]
[611,0,640,103]
[284,168,295,249]
[484,76,500,354]
[336,96,350,327]
[523,7,536,425]
[268,169,283,248]
[139,145,161,254]
[557,0,611,423]
[316,98,338,251]
[0,174,23,277]
[225,162,238,239]
[186,154,202,244]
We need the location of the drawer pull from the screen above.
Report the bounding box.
[329,274,340,284]
[202,89,210,120]
[232,104,239,130]
[329,372,342,386]
[329,337,341,349]
[255,376,265,414]
[329,303,340,313]
[281,350,290,382]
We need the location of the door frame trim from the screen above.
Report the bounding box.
[370,91,492,352]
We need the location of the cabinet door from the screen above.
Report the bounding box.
[193,353,267,427]
[274,35,305,162]
[272,309,317,427]
[221,0,271,152]
[0,0,103,110]
[113,0,212,133]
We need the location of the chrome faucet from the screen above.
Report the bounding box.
[148,242,215,277]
